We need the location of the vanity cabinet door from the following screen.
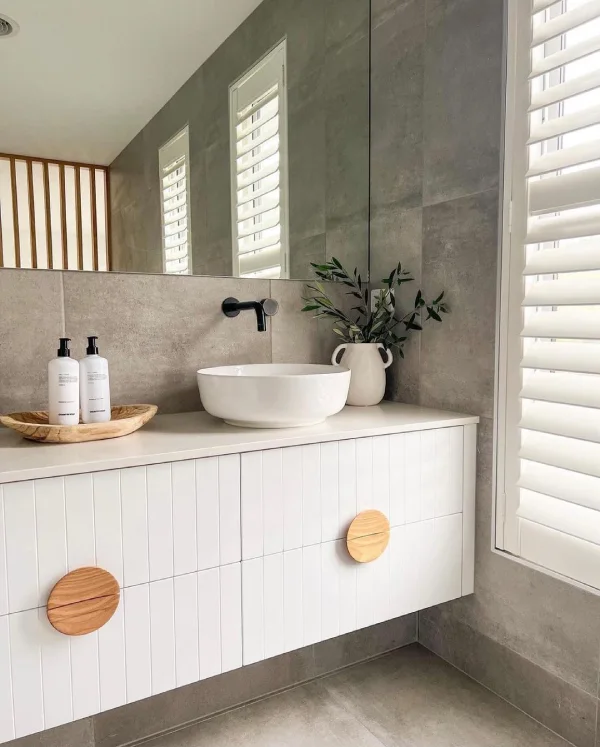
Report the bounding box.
[241,512,463,666]
[0,564,242,741]
[239,428,465,562]
[0,454,242,615]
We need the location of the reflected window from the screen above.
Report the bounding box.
[159,127,192,275]
[229,41,289,279]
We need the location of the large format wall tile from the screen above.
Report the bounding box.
[270,279,346,365]
[371,205,422,406]
[0,270,64,414]
[423,0,503,206]
[370,3,424,212]
[419,189,499,418]
[62,273,271,414]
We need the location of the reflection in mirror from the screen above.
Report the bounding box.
[0,0,370,280]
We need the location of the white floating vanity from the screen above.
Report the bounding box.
[0,403,477,743]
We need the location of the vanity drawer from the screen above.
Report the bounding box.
[0,564,242,742]
[241,513,463,665]
[240,427,466,562]
[0,454,241,616]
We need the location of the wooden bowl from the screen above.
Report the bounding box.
[0,404,157,444]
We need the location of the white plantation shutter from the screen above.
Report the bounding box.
[229,41,289,279]
[159,127,192,275]
[499,0,600,590]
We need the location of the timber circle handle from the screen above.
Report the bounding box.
[346,510,391,563]
[47,567,120,636]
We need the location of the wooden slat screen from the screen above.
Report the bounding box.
[0,153,111,271]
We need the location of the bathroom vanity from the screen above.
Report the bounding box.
[0,403,477,742]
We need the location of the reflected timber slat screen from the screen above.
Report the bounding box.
[0,153,110,271]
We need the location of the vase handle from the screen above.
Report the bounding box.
[377,344,394,369]
[331,344,348,366]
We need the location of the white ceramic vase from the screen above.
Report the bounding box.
[331,342,393,406]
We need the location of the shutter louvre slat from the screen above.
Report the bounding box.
[521,308,600,339]
[521,371,600,409]
[523,277,600,306]
[528,105,600,145]
[531,0,600,47]
[529,166,600,215]
[517,490,600,547]
[520,431,600,478]
[529,69,600,112]
[526,213,600,244]
[239,243,283,274]
[530,34,600,77]
[524,241,600,274]
[528,140,600,177]
[237,115,279,157]
[533,0,560,11]
[519,461,600,512]
[521,341,600,375]
[520,400,600,443]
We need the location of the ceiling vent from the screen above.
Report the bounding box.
[0,14,18,38]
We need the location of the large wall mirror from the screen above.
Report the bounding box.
[0,0,370,280]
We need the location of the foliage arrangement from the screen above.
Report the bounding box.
[301,258,448,357]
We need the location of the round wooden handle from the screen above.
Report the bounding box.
[47,567,120,636]
[346,510,390,563]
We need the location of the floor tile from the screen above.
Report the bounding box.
[147,680,390,747]
[146,645,570,747]
[322,645,571,747]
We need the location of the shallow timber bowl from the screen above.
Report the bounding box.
[0,404,158,444]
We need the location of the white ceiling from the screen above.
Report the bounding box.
[0,0,265,165]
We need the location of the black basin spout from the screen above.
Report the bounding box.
[222,297,279,332]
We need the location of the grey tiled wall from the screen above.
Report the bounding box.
[109,0,370,281]
[371,2,600,746]
[0,269,341,416]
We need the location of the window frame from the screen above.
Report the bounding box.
[228,39,290,280]
[495,0,600,594]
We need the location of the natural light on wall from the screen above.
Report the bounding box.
[499,0,600,589]
[159,127,192,275]
[229,41,289,280]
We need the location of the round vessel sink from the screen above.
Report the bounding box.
[197,363,351,428]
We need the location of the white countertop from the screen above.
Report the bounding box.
[0,402,478,484]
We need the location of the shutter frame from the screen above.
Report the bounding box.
[498,0,600,591]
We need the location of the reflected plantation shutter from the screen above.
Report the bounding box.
[500,0,600,588]
[230,41,289,279]
[159,127,191,275]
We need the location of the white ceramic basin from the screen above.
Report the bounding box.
[197,364,351,428]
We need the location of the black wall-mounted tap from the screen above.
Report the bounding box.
[222,297,279,332]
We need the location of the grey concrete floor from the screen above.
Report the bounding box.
[147,644,570,747]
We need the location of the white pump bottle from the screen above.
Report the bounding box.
[79,336,111,424]
[48,338,80,425]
